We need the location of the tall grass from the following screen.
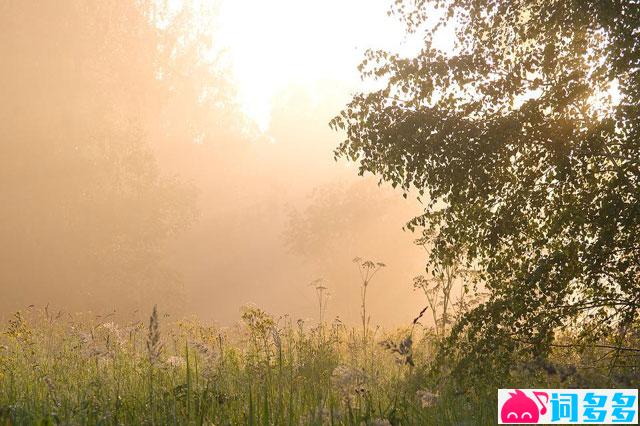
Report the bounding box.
[0,306,495,425]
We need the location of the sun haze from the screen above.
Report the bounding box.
[0,0,444,327]
[3,1,638,423]
[217,0,449,132]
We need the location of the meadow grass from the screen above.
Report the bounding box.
[0,306,496,425]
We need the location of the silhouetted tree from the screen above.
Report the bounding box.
[332,0,640,381]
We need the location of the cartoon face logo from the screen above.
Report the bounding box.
[501,389,548,423]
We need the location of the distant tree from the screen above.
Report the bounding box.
[0,0,229,312]
[332,0,640,380]
[285,179,401,259]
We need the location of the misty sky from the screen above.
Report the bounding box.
[0,0,448,327]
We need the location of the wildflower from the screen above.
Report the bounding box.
[331,365,366,400]
[189,340,217,363]
[416,389,439,408]
[100,321,119,333]
[241,305,275,336]
[99,321,125,346]
[331,365,357,389]
[165,355,185,368]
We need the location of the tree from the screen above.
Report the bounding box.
[332,0,640,381]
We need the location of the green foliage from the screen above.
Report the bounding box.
[0,306,498,425]
[332,0,640,383]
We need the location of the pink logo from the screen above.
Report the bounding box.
[500,389,549,423]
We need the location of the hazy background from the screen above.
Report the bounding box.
[0,0,431,326]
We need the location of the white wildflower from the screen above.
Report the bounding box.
[331,365,366,400]
[190,340,217,362]
[165,355,186,368]
[100,321,125,346]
